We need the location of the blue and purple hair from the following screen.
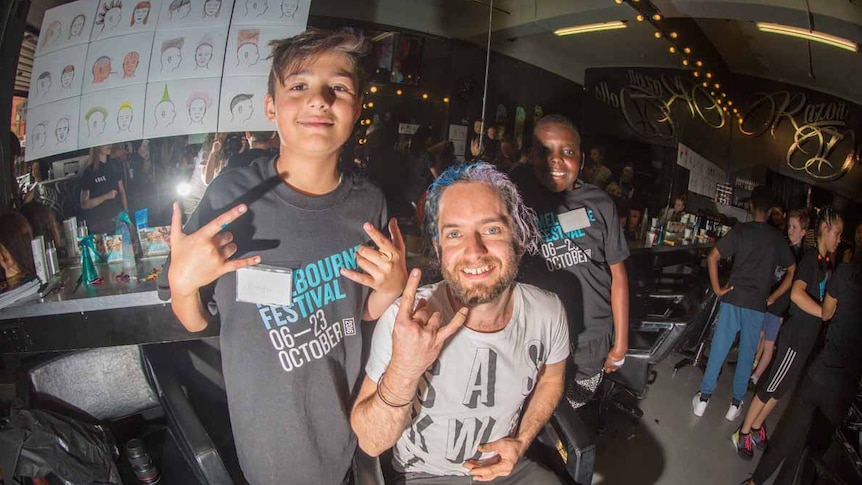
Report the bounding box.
[424,162,540,255]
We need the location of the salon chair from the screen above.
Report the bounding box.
[142,343,234,485]
[353,400,596,485]
[596,286,718,429]
[20,345,204,484]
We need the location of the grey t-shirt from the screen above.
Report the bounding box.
[510,165,630,343]
[158,156,387,484]
[365,282,569,476]
[716,221,794,313]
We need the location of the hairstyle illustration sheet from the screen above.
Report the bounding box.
[25,97,81,162]
[90,0,162,41]
[217,76,271,131]
[144,78,220,138]
[222,25,303,77]
[79,85,146,148]
[29,44,89,107]
[35,0,99,56]
[148,27,228,82]
[157,0,235,29]
[83,31,154,93]
[230,0,309,26]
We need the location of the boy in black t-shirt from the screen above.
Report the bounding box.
[733,207,843,460]
[750,209,809,387]
[743,243,862,485]
[159,30,408,484]
[693,186,795,422]
[510,115,629,408]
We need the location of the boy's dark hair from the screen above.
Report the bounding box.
[749,185,774,212]
[534,114,581,140]
[268,29,370,99]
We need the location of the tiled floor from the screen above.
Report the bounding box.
[588,357,786,485]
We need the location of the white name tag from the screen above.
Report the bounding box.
[236,265,293,307]
[558,208,591,233]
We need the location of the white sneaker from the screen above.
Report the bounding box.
[692,393,709,417]
[726,400,744,421]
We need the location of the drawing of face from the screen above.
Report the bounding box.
[123,52,139,78]
[155,101,176,127]
[61,66,75,89]
[92,57,112,83]
[161,46,182,71]
[36,72,51,96]
[169,0,192,18]
[188,98,207,123]
[117,106,133,131]
[45,21,61,46]
[70,15,85,38]
[203,0,221,17]
[32,123,48,148]
[194,43,213,69]
[105,4,122,28]
[237,43,259,67]
[246,0,267,17]
[55,118,70,143]
[230,95,254,122]
[88,110,107,136]
[280,0,298,18]
[131,2,150,25]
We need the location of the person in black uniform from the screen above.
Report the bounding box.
[79,144,128,234]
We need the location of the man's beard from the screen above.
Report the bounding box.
[443,247,520,306]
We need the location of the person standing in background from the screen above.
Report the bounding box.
[224,132,273,172]
[693,186,795,422]
[80,144,128,234]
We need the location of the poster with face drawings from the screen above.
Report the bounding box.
[218,76,272,131]
[148,27,228,82]
[222,25,303,77]
[36,0,99,56]
[83,31,154,93]
[144,77,220,138]
[25,97,81,162]
[230,0,309,26]
[157,0,235,29]
[79,85,146,149]
[29,44,88,108]
[90,0,162,41]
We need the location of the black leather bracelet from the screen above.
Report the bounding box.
[376,372,411,408]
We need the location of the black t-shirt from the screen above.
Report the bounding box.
[79,160,122,234]
[716,221,794,312]
[781,250,829,347]
[224,148,270,172]
[510,164,629,342]
[808,262,862,388]
[158,157,387,484]
[767,244,805,317]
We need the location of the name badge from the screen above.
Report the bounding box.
[558,207,591,233]
[236,265,293,307]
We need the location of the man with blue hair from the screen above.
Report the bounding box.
[352,162,568,484]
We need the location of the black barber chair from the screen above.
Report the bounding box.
[596,286,719,428]
[142,343,234,485]
[19,345,204,484]
[353,400,596,485]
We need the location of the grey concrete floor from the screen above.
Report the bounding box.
[587,357,787,485]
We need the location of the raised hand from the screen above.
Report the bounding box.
[387,269,468,381]
[341,219,408,297]
[167,202,260,298]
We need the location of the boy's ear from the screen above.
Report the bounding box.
[264,93,277,123]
